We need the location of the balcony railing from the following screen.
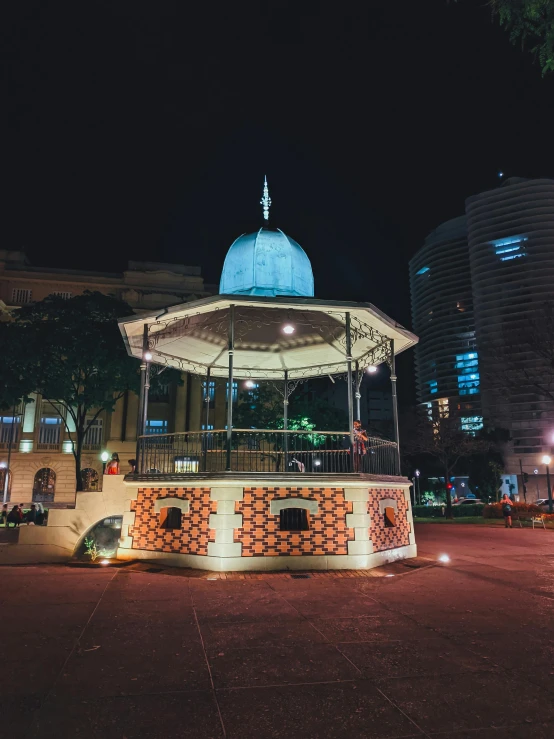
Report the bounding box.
[136,429,400,477]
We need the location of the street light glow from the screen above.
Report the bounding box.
[144,352,153,361]
[100,451,110,463]
[245,380,255,388]
[542,455,552,465]
[415,469,420,477]
[367,365,378,374]
[438,554,450,563]
[0,462,6,469]
[314,459,321,467]
[282,324,295,335]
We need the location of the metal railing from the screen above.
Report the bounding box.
[136,429,400,476]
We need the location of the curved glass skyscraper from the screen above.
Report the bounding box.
[409,216,482,432]
[411,176,554,478]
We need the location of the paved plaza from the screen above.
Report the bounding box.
[2,523,554,738]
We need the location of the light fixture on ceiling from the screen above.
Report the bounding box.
[282,324,295,335]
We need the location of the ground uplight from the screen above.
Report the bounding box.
[438,554,450,563]
[100,559,111,565]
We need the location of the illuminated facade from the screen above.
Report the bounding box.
[411,176,554,483]
[0,251,216,503]
[466,176,554,474]
[409,216,483,431]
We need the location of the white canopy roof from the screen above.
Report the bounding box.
[119,294,418,380]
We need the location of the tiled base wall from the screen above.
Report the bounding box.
[236,487,353,556]
[122,484,414,568]
[130,487,216,555]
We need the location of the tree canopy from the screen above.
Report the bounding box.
[491,1,554,74]
[1,291,177,490]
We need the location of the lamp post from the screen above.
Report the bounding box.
[541,455,553,514]
[101,451,110,476]
[415,469,421,505]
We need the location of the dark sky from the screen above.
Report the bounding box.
[3,0,554,334]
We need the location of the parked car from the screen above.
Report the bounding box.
[452,498,484,506]
[537,499,553,511]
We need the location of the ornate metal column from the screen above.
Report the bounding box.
[203,366,211,471]
[283,370,289,470]
[135,324,150,470]
[226,305,235,471]
[345,313,354,468]
[354,360,362,421]
[389,339,401,474]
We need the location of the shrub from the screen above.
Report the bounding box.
[483,502,542,519]
[412,503,485,518]
[451,504,485,517]
[412,505,445,518]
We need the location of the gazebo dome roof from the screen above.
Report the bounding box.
[219,227,315,297]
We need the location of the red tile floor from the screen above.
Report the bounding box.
[2,523,554,738]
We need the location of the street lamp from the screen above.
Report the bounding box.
[414,469,421,505]
[541,455,553,513]
[367,366,378,374]
[101,450,110,475]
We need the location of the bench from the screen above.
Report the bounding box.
[517,513,546,530]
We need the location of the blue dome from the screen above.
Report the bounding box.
[219,228,314,297]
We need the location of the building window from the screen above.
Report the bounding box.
[429,380,437,395]
[174,456,199,473]
[51,291,73,299]
[279,508,309,531]
[33,467,56,502]
[149,383,170,403]
[461,416,484,435]
[11,288,32,304]
[226,381,238,405]
[201,424,214,430]
[491,235,528,262]
[0,416,21,448]
[416,266,430,275]
[81,468,99,491]
[38,417,63,448]
[160,507,182,529]
[437,397,449,418]
[384,506,396,527]
[83,419,103,450]
[145,419,168,435]
[202,381,216,408]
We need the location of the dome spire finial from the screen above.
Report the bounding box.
[260,175,271,222]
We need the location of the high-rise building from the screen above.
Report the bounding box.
[409,216,482,432]
[466,177,554,471]
[410,176,554,485]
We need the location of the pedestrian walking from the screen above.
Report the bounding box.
[501,493,513,528]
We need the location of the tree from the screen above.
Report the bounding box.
[233,382,349,472]
[490,1,554,75]
[0,321,37,412]
[403,409,491,518]
[3,292,177,491]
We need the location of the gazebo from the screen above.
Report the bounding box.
[115,180,418,571]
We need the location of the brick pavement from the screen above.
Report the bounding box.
[1,523,554,738]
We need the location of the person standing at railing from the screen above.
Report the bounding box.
[105,453,120,475]
[352,420,368,472]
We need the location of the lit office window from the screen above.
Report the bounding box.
[145,419,168,435]
[491,235,528,262]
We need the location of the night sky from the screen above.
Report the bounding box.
[3,0,554,403]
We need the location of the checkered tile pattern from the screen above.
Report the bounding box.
[130,487,216,555]
[368,489,411,552]
[235,487,354,557]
